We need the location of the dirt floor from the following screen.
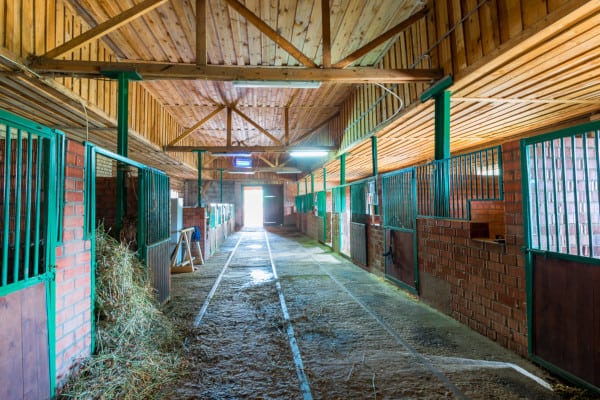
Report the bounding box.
[161,228,583,399]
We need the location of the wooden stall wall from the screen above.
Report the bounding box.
[0,0,196,171]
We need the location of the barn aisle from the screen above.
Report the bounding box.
[162,228,560,399]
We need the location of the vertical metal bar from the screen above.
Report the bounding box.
[138,169,146,260]
[497,146,504,199]
[371,136,378,176]
[541,143,549,251]
[491,148,496,199]
[23,132,33,279]
[469,153,474,203]
[197,150,203,207]
[560,137,570,253]
[340,153,346,185]
[582,133,593,257]
[33,137,43,276]
[485,149,490,198]
[116,73,129,236]
[310,172,315,194]
[595,130,600,257]
[2,126,12,286]
[219,168,223,203]
[532,145,541,250]
[12,129,23,282]
[434,91,451,160]
[478,150,483,199]
[571,136,580,255]
[550,140,560,253]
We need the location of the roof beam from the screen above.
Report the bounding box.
[196,0,207,66]
[164,145,338,153]
[232,106,283,145]
[165,105,225,147]
[333,8,428,69]
[321,0,332,68]
[290,113,339,146]
[32,60,442,83]
[222,0,317,68]
[41,0,168,60]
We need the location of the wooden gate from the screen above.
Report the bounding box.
[521,122,600,392]
[382,168,418,292]
[0,110,63,398]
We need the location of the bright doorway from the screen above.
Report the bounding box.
[243,186,264,227]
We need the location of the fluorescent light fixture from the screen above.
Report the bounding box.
[233,157,253,168]
[227,170,255,175]
[212,152,252,157]
[289,150,329,158]
[276,170,301,174]
[232,80,321,89]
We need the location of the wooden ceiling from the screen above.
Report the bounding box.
[30,0,432,171]
[1,1,599,185]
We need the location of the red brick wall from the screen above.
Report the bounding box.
[182,207,208,258]
[471,200,506,239]
[54,141,92,385]
[95,176,138,235]
[417,140,527,356]
[306,213,320,241]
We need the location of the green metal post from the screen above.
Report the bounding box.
[220,168,224,203]
[310,172,315,194]
[195,150,204,207]
[101,70,142,235]
[371,136,378,176]
[340,153,346,185]
[323,167,327,241]
[116,72,129,235]
[304,177,308,195]
[422,76,453,217]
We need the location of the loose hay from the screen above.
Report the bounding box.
[60,227,184,400]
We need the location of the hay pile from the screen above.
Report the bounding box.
[60,228,183,399]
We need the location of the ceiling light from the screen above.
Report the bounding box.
[233,157,253,168]
[232,80,321,89]
[289,150,329,158]
[211,152,252,157]
[227,170,255,175]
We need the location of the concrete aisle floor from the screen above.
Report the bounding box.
[163,228,565,400]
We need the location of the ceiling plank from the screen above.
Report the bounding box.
[196,0,207,65]
[333,8,428,69]
[41,0,169,60]
[232,106,283,145]
[222,0,317,68]
[32,59,442,82]
[164,145,338,152]
[290,113,339,146]
[165,105,225,146]
[321,0,332,68]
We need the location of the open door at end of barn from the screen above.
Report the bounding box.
[522,123,600,393]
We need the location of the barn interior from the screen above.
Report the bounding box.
[1,0,599,398]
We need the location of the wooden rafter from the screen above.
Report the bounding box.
[41,0,168,60]
[32,60,442,82]
[196,0,207,66]
[164,145,337,152]
[259,156,276,168]
[232,107,283,145]
[222,0,317,68]
[290,113,339,146]
[333,8,428,69]
[321,0,332,68]
[284,107,290,146]
[165,105,225,147]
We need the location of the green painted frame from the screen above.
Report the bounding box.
[0,109,62,396]
[520,120,600,394]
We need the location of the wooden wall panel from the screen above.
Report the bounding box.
[0,0,192,173]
